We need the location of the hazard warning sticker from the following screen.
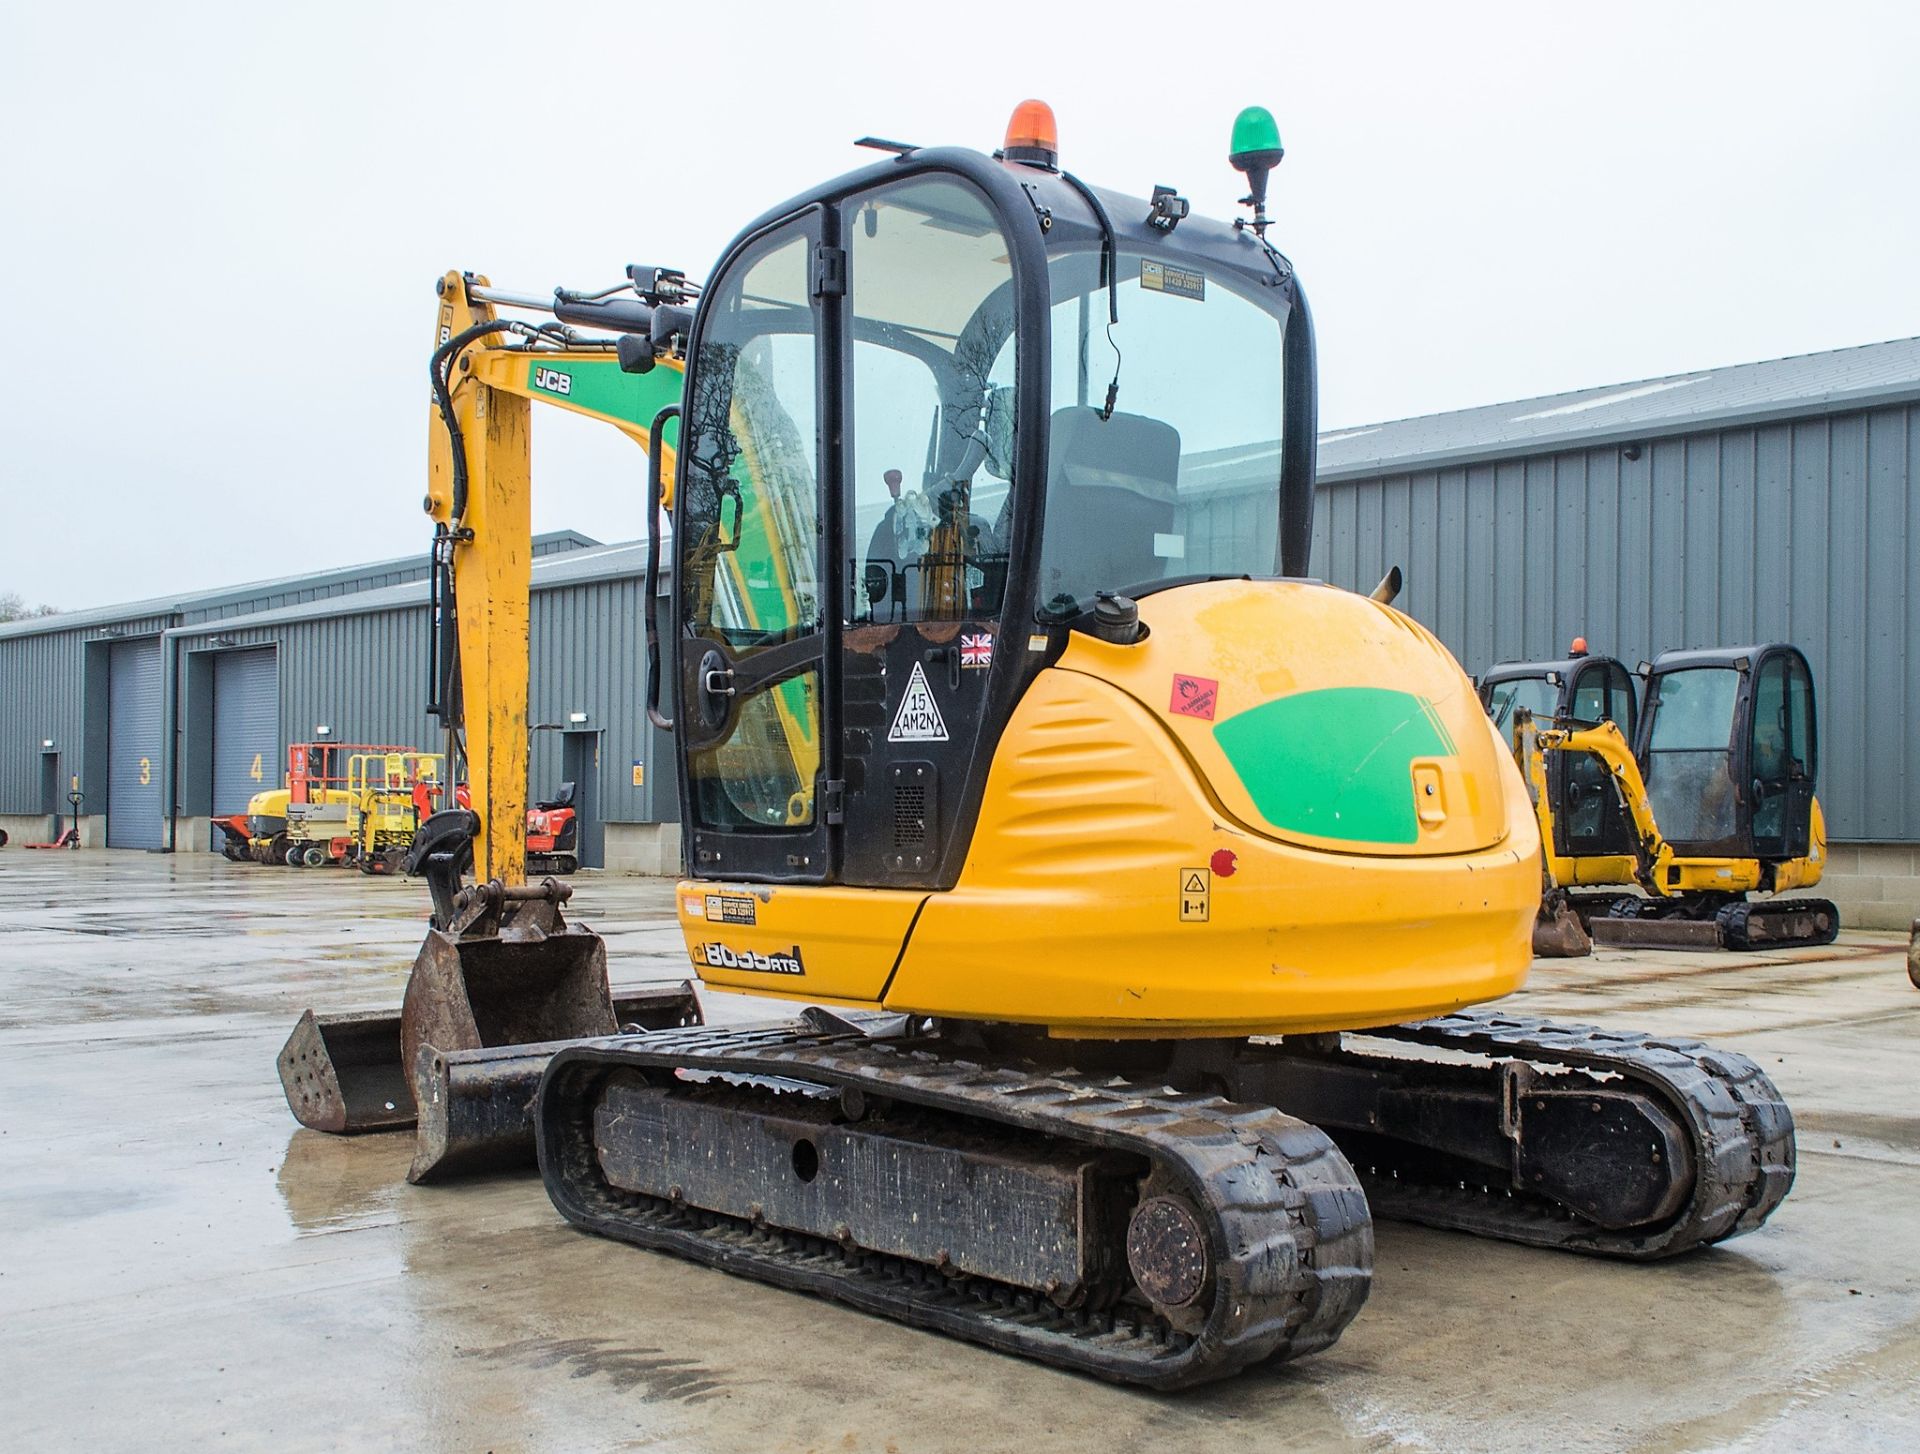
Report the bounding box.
[1179,866,1211,922]
[889,660,949,742]
[1170,674,1219,721]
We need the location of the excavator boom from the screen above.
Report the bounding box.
[424,272,681,880]
[278,272,700,1166]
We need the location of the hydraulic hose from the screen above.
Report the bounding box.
[430,319,522,524]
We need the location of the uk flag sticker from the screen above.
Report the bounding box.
[959,632,994,669]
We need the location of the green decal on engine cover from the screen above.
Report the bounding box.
[1213,686,1455,845]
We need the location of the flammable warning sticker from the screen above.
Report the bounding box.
[705,893,757,926]
[1170,673,1219,720]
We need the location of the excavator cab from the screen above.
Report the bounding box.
[1481,650,1639,861]
[1480,648,1638,955]
[1636,643,1818,863]
[671,145,1318,908]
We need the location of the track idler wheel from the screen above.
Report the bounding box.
[1126,1178,1213,1334]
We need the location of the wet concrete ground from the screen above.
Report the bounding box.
[1,852,1915,1453]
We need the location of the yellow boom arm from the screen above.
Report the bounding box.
[1519,713,1822,898]
[425,271,682,883]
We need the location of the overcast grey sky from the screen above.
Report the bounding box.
[3,1,1916,610]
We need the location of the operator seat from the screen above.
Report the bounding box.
[1046,406,1182,595]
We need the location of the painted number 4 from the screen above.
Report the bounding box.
[249,753,264,782]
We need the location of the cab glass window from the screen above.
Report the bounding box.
[1569,663,1635,736]
[1643,666,1739,843]
[679,232,820,645]
[1029,250,1285,617]
[1487,676,1559,738]
[679,227,823,831]
[1750,654,1816,784]
[844,179,1015,625]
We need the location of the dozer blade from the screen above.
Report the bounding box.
[1531,895,1592,958]
[407,983,704,1182]
[1590,915,1723,950]
[279,983,702,1135]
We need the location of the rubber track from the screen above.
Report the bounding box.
[1719,897,1840,951]
[1354,1006,1795,1257]
[538,1024,1373,1390]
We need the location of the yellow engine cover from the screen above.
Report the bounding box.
[683,580,1541,1038]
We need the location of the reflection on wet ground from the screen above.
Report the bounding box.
[0,853,1915,1452]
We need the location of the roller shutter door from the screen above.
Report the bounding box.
[212,648,279,823]
[107,638,164,849]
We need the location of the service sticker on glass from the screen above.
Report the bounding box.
[1141,258,1205,301]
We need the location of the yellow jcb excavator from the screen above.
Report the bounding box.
[1485,643,1838,954]
[280,101,1795,1389]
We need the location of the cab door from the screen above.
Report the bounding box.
[1746,647,1816,861]
[1554,660,1638,858]
[675,209,837,883]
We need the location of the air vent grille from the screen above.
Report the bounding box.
[893,784,927,847]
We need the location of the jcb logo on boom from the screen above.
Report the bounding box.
[534,367,573,396]
[693,942,805,976]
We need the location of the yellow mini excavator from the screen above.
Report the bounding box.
[280,102,1795,1389]
[1486,643,1838,953]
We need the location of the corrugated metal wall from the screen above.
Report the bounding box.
[166,577,673,832]
[5,401,1909,847]
[0,628,89,813]
[1311,401,1918,843]
[0,616,171,815]
[528,575,665,826]
[258,608,436,754]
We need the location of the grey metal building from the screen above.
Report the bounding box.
[2,338,1914,924]
[1304,335,1920,928]
[0,532,648,857]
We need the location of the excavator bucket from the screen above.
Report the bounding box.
[279,1008,414,1133]
[278,816,701,1140]
[279,982,702,1137]
[1530,893,1592,958]
[398,904,614,1068]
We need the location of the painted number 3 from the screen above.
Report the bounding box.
[138,757,152,785]
[249,753,264,782]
